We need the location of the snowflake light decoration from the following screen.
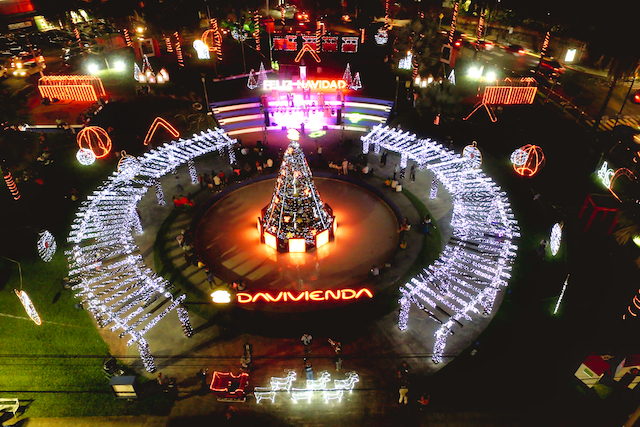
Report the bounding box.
[232,27,247,41]
[37,230,57,262]
[76,148,96,166]
[510,148,528,166]
[117,150,141,181]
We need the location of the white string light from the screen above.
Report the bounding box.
[550,222,562,256]
[255,370,358,405]
[362,125,519,364]
[553,274,569,315]
[67,128,237,372]
[37,230,57,262]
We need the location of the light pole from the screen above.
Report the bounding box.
[201,75,211,114]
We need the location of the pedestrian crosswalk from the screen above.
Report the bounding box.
[586,115,640,131]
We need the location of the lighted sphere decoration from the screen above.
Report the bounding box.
[462,141,482,168]
[37,230,57,262]
[549,222,563,256]
[77,126,112,159]
[117,150,141,181]
[510,144,545,177]
[232,27,247,42]
[76,148,96,165]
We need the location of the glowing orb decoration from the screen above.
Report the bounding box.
[211,290,231,303]
[15,289,42,325]
[77,126,112,159]
[509,148,528,166]
[76,148,96,165]
[117,150,141,181]
[375,29,388,45]
[549,222,562,256]
[37,230,57,262]
[287,128,300,141]
[462,141,482,168]
[510,144,545,177]
[232,27,247,41]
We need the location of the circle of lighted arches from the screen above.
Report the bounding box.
[77,126,112,159]
[70,126,517,369]
[511,144,545,177]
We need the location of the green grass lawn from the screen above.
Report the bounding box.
[0,253,174,417]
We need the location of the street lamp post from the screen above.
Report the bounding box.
[201,75,211,114]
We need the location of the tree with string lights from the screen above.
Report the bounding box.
[260,131,334,252]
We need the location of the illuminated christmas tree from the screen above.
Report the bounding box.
[260,130,335,252]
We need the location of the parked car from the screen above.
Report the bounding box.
[12,61,45,77]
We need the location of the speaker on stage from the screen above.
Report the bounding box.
[264,110,270,126]
[336,108,342,125]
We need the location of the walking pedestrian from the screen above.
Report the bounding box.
[243,342,253,358]
[196,368,208,390]
[305,359,314,380]
[198,174,204,188]
[206,269,216,288]
[410,164,416,182]
[301,333,313,353]
[176,176,184,192]
[393,163,399,180]
[398,361,411,380]
[380,151,388,166]
[334,353,343,372]
[399,383,409,404]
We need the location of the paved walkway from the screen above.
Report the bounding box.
[6,128,515,427]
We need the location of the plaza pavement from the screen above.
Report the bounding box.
[8,127,519,427]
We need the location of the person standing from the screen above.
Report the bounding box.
[399,383,409,405]
[206,269,216,288]
[334,352,343,372]
[410,164,416,182]
[243,342,253,358]
[393,163,399,180]
[381,151,388,166]
[197,368,208,391]
[305,359,314,381]
[301,333,313,353]
[342,159,349,176]
[317,144,323,160]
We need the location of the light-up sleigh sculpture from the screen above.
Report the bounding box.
[67,128,238,372]
[362,125,520,364]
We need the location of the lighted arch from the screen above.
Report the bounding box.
[143,117,180,146]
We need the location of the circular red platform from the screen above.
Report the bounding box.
[195,177,399,311]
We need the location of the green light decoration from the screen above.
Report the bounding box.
[308,131,326,138]
[347,113,363,124]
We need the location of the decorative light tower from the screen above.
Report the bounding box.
[259,129,336,252]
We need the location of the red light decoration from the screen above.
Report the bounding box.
[38,75,106,102]
[236,288,373,304]
[74,27,82,48]
[541,31,550,58]
[174,31,184,67]
[77,126,112,159]
[143,117,180,146]
[624,289,640,320]
[203,20,223,60]
[123,28,132,47]
[295,43,321,63]
[448,1,459,45]
[253,10,261,51]
[164,34,173,52]
[210,371,249,399]
[464,78,537,122]
[511,144,545,177]
[3,170,20,201]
